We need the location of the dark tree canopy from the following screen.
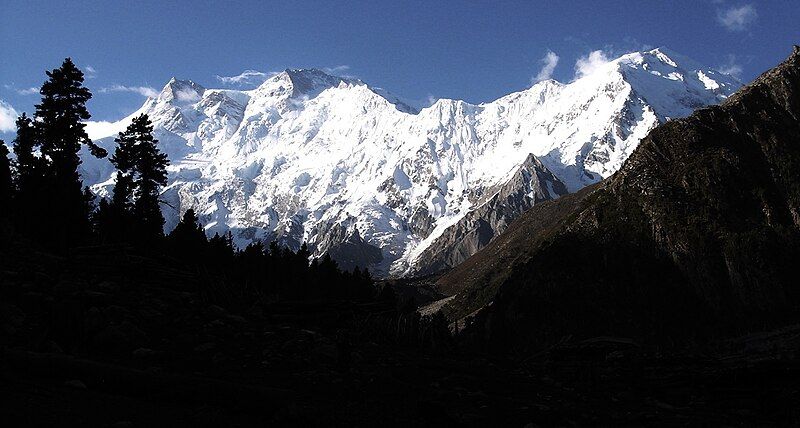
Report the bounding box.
[99,114,168,244]
[128,115,168,240]
[0,142,11,216]
[33,58,106,247]
[168,209,208,262]
[11,114,44,232]
[11,114,39,187]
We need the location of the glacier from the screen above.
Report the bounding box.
[80,48,740,276]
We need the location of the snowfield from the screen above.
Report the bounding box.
[80,48,740,276]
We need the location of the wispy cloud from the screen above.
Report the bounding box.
[173,88,201,102]
[415,94,439,109]
[717,54,743,77]
[717,4,757,31]
[3,84,38,95]
[84,121,116,140]
[17,87,38,95]
[84,119,132,140]
[216,70,277,87]
[85,65,98,78]
[322,65,351,76]
[574,50,610,79]
[99,84,159,98]
[533,50,560,83]
[0,100,19,133]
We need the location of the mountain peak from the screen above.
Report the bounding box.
[247,67,417,113]
[284,67,344,79]
[608,47,741,112]
[527,78,564,93]
[250,67,356,101]
[159,78,205,103]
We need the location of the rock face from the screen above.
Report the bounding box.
[80,48,739,276]
[442,47,800,350]
[405,154,568,276]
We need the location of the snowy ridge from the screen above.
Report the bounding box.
[80,48,740,276]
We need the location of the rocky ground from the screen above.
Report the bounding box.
[1,245,799,426]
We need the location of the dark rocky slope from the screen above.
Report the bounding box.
[444,46,800,350]
[436,184,598,318]
[408,154,568,277]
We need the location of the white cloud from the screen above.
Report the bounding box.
[717,4,757,31]
[0,100,19,133]
[84,121,118,140]
[323,65,351,75]
[216,70,276,87]
[574,50,610,79]
[17,87,38,95]
[100,84,159,98]
[533,50,560,83]
[4,84,38,95]
[717,54,743,77]
[173,88,201,102]
[422,94,440,108]
[85,65,98,78]
[84,114,137,140]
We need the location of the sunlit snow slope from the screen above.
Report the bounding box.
[81,48,740,276]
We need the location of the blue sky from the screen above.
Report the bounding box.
[1,0,798,138]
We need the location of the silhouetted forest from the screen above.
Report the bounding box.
[1,58,376,305]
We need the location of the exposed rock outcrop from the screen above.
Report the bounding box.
[406,154,568,276]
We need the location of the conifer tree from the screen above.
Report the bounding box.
[34,58,106,247]
[94,141,135,243]
[109,129,136,212]
[11,114,43,231]
[317,253,340,298]
[168,209,207,262]
[128,115,168,241]
[208,231,235,257]
[92,198,115,242]
[207,231,236,272]
[100,114,168,244]
[0,142,11,216]
[297,242,311,263]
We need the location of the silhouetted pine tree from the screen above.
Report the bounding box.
[316,254,340,298]
[95,134,136,243]
[128,115,168,242]
[291,242,313,297]
[207,231,236,270]
[34,58,107,248]
[168,209,207,262]
[11,114,43,232]
[238,241,267,294]
[110,126,137,212]
[101,114,168,244]
[297,242,311,263]
[92,199,115,243]
[0,142,11,219]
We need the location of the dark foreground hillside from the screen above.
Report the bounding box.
[1,243,800,425]
[441,46,800,352]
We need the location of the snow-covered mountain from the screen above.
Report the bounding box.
[80,48,740,276]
